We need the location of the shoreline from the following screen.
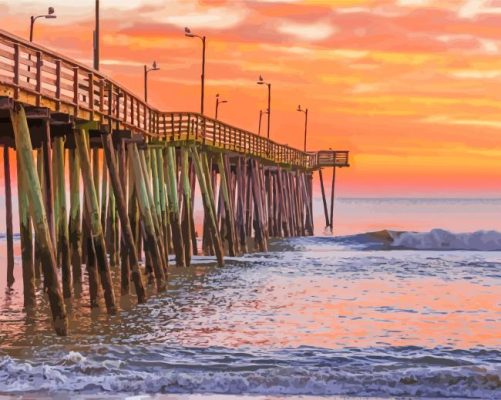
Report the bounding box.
[0,394,471,400]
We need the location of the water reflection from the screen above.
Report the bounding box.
[1,239,499,353]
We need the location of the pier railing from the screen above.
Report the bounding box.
[313,150,350,167]
[0,29,348,170]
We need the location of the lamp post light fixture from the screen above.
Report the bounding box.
[297,105,309,152]
[185,27,207,115]
[30,6,56,42]
[215,93,228,120]
[144,61,160,103]
[257,75,271,140]
[258,108,269,136]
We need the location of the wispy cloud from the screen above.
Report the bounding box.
[458,0,501,19]
[277,20,336,41]
[422,115,501,129]
[154,5,248,30]
[450,70,501,79]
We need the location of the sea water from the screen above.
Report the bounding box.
[0,198,500,399]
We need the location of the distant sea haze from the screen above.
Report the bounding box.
[316,197,501,236]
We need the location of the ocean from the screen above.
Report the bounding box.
[0,198,500,399]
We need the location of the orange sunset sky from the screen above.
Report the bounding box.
[2,0,501,197]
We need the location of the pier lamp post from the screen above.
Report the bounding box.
[257,75,271,140]
[185,27,206,116]
[30,7,56,42]
[94,0,100,70]
[215,93,228,120]
[297,105,309,152]
[144,61,160,103]
[258,109,269,136]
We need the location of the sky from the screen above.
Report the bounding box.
[2,0,501,197]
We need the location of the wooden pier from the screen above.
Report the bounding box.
[0,30,349,335]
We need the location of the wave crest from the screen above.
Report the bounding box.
[391,229,501,251]
[332,229,501,251]
[1,348,500,398]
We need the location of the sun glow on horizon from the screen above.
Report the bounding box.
[2,0,501,197]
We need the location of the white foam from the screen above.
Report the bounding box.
[0,354,499,398]
[391,229,501,251]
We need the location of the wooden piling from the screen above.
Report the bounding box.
[318,168,330,230]
[155,148,169,264]
[34,149,43,280]
[329,167,336,233]
[235,157,248,253]
[97,150,107,233]
[75,127,117,315]
[189,162,198,256]
[190,146,224,267]
[82,178,100,309]
[3,146,14,288]
[16,148,35,293]
[68,149,82,289]
[138,149,168,273]
[250,160,267,252]
[16,157,36,309]
[54,137,72,299]
[129,143,166,291]
[165,146,186,267]
[201,154,215,256]
[107,174,119,267]
[52,140,60,245]
[216,153,237,256]
[42,119,55,245]
[118,141,130,296]
[301,172,314,236]
[10,105,68,335]
[149,149,167,262]
[180,147,193,265]
[101,132,146,303]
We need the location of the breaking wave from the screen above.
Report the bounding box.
[0,346,500,398]
[334,229,501,251]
